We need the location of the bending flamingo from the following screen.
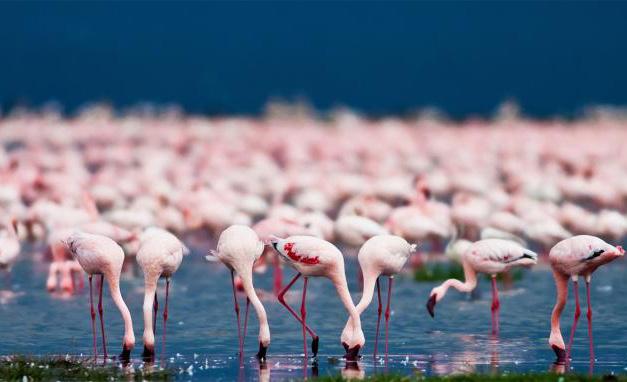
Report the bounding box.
[136,227,187,361]
[66,231,135,361]
[210,225,270,361]
[341,235,416,357]
[270,235,365,359]
[548,235,624,365]
[426,239,537,334]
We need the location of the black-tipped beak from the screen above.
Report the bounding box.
[426,294,437,318]
[344,345,361,361]
[142,345,155,362]
[119,346,132,364]
[312,336,319,357]
[552,345,566,365]
[256,342,268,362]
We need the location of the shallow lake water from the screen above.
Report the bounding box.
[2,241,627,380]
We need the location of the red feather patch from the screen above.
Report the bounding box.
[284,242,320,265]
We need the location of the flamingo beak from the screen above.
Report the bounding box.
[552,345,566,365]
[312,336,319,357]
[142,345,155,362]
[426,294,437,318]
[256,342,268,362]
[119,345,132,364]
[344,345,361,361]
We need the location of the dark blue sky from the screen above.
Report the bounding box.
[1,1,626,117]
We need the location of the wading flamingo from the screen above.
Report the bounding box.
[426,239,537,334]
[548,235,624,365]
[136,227,187,361]
[66,231,135,361]
[210,225,270,361]
[341,235,416,357]
[271,235,365,360]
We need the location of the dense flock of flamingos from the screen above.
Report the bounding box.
[1,109,626,369]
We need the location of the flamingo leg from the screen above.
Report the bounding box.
[273,254,283,296]
[373,277,382,358]
[231,270,243,358]
[384,277,393,359]
[585,278,595,364]
[98,274,108,359]
[88,275,97,360]
[162,278,170,358]
[277,273,319,355]
[301,276,308,359]
[242,297,250,351]
[491,275,500,335]
[566,278,581,360]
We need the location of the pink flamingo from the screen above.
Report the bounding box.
[136,227,187,361]
[548,235,624,365]
[66,231,135,361]
[426,239,537,334]
[210,225,270,361]
[0,218,20,273]
[341,235,416,357]
[270,235,365,359]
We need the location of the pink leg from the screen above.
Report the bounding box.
[301,277,309,359]
[273,255,283,296]
[231,271,243,357]
[162,278,170,357]
[277,273,319,356]
[384,277,393,358]
[242,297,250,350]
[586,279,595,364]
[373,277,382,358]
[98,275,108,359]
[566,279,581,360]
[491,276,500,335]
[88,276,97,360]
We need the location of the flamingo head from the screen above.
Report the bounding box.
[551,345,566,365]
[142,344,155,363]
[256,342,268,362]
[120,342,133,364]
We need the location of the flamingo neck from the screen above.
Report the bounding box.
[355,269,379,315]
[435,259,477,300]
[106,272,136,350]
[331,270,362,333]
[237,264,270,346]
[549,269,568,350]
[141,275,158,349]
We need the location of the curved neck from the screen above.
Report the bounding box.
[237,264,270,344]
[550,269,568,348]
[141,275,158,347]
[355,269,379,314]
[437,259,478,300]
[106,273,135,349]
[331,270,361,332]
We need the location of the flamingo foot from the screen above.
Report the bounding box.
[311,336,319,357]
[552,345,566,365]
[256,342,268,362]
[343,344,361,361]
[426,295,437,318]
[142,345,155,362]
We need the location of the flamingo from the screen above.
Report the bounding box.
[341,235,416,357]
[0,218,20,273]
[136,227,187,361]
[547,235,624,365]
[426,239,538,334]
[270,235,365,359]
[65,231,135,361]
[209,225,270,361]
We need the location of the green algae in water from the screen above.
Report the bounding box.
[314,373,626,382]
[0,356,172,381]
